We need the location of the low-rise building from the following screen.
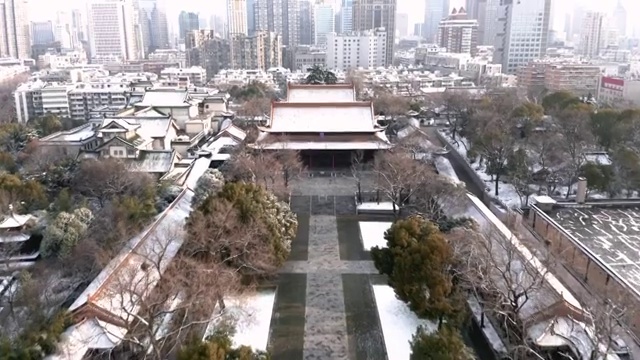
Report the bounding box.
[39,123,100,157]
[230,31,282,71]
[292,46,327,71]
[160,67,207,87]
[0,210,38,267]
[517,60,601,97]
[597,76,640,106]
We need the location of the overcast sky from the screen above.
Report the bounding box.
[30,0,640,35]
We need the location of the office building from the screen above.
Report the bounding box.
[178,11,199,40]
[0,0,31,59]
[138,0,170,54]
[299,0,314,45]
[437,7,478,55]
[87,0,140,62]
[465,0,479,19]
[228,0,248,36]
[423,0,450,42]
[478,0,503,46]
[352,0,396,65]
[32,21,55,45]
[254,0,299,47]
[314,3,334,46]
[341,0,353,33]
[326,28,387,71]
[186,29,231,78]
[71,9,86,45]
[53,11,73,49]
[396,12,408,39]
[292,45,326,71]
[578,12,604,58]
[231,31,282,70]
[494,0,551,74]
[247,0,255,34]
[613,1,626,38]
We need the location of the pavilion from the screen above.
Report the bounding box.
[251,84,392,169]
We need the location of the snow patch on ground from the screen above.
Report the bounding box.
[373,285,437,360]
[359,221,393,250]
[206,289,276,351]
[434,156,461,184]
[357,202,395,211]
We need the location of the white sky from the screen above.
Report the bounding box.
[29,0,640,35]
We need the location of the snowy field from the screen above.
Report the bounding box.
[357,202,395,213]
[206,289,276,351]
[359,221,393,250]
[373,285,437,360]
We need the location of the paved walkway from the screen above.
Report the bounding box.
[281,215,378,360]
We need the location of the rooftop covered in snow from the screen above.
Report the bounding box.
[261,102,382,133]
[135,89,192,108]
[286,84,356,103]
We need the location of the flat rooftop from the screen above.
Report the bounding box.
[551,205,640,292]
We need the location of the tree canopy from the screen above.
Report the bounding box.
[371,216,464,326]
[410,325,472,360]
[177,332,270,360]
[304,65,338,85]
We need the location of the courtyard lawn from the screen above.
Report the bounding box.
[373,285,437,360]
[358,221,393,250]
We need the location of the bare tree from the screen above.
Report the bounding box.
[95,226,247,359]
[373,93,410,122]
[74,159,155,208]
[372,149,431,215]
[450,224,554,358]
[442,91,474,141]
[236,98,271,118]
[528,131,564,195]
[553,104,595,198]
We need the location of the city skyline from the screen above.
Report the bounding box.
[28,0,640,30]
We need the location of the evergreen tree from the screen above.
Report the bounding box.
[371,216,464,327]
[410,326,472,360]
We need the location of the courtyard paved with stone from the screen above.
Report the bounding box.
[268,174,389,360]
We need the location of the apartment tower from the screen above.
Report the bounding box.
[87,0,140,62]
[352,0,397,65]
[0,0,30,59]
[227,0,248,36]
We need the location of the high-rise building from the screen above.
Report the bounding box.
[396,12,408,39]
[571,6,585,40]
[352,0,396,65]
[299,0,314,45]
[0,0,30,59]
[613,0,627,38]
[578,12,604,58]
[326,28,387,71]
[414,23,424,37]
[231,31,282,70]
[341,0,353,33]
[53,11,73,49]
[494,0,551,74]
[71,9,86,44]
[32,21,55,45]
[465,0,479,19]
[437,7,478,55]
[423,0,450,42]
[478,0,503,46]
[247,0,255,34]
[186,29,231,78]
[138,0,169,55]
[178,11,199,40]
[314,3,334,46]
[253,0,299,47]
[228,0,248,36]
[87,0,140,62]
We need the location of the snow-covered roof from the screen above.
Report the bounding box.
[265,102,379,133]
[126,150,176,174]
[100,119,140,132]
[40,124,96,143]
[69,188,193,313]
[255,141,393,150]
[136,89,190,107]
[287,84,356,103]
[0,213,34,229]
[48,318,127,360]
[215,124,246,142]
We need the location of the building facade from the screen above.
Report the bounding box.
[494,0,551,74]
[253,0,299,47]
[87,0,140,62]
[0,0,30,59]
[292,45,326,71]
[178,11,199,40]
[32,21,55,45]
[437,7,478,55]
[138,0,170,55]
[578,12,604,58]
[326,28,386,71]
[352,0,396,66]
[314,3,334,47]
[597,76,640,106]
[423,0,449,42]
[227,0,248,36]
[613,0,627,38]
[231,31,282,70]
[299,0,314,45]
[186,30,231,79]
[544,63,600,96]
[341,0,353,33]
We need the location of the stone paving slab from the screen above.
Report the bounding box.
[289,214,310,261]
[308,215,341,260]
[303,273,349,360]
[269,274,307,360]
[279,260,378,274]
